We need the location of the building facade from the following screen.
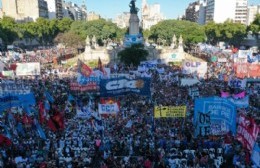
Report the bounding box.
[87,11,101,21]
[234,0,248,24]
[1,0,48,22]
[63,1,87,21]
[45,0,63,19]
[185,1,200,22]
[247,5,260,25]
[141,0,165,30]
[206,0,236,23]
[113,12,130,28]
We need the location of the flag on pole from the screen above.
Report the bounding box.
[78,59,93,77]
[98,57,106,75]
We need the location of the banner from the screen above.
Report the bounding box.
[234,63,260,78]
[0,83,31,95]
[77,59,93,77]
[154,106,186,118]
[238,50,252,59]
[77,73,101,85]
[227,96,249,108]
[98,103,119,114]
[0,93,36,113]
[251,144,260,167]
[70,82,98,91]
[100,77,151,97]
[189,87,200,99]
[237,114,259,151]
[228,78,247,88]
[194,97,236,137]
[181,78,200,86]
[16,62,40,76]
[182,61,207,78]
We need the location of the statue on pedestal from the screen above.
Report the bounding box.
[171,34,177,49]
[85,36,90,46]
[178,35,184,52]
[92,35,97,48]
[129,0,139,14]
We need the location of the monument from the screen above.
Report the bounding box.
[124,0,143,47]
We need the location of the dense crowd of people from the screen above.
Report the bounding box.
[0,46,259,168]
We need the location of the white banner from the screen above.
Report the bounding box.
[181,78,200,86]
[98,103,119,114]
[228,78,247,88]
[238,50,252,58]
[182,61,207,78]
[218,58,227,62]
[16,62,40,76]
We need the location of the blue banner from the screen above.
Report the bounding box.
[194,97,237,137]
[77,73,101,85]
[100,77,151,97]
[0,93,36,113]
[228,96,249,108]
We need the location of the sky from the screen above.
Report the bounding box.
[0,0,259,19]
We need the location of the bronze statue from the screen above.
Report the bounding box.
[129,0,139,14]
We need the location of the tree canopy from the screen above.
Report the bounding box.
[118,44,148,66]
[148,20,205,47]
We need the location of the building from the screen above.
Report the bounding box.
[247,5,260,25]
[141,0,165,30]
[185,1,200,22]
[205,0,236,23]
[45,0,63,19]
[113,12,131,28]
[234,0,248,24]
[1,0,48,22]
[87,11,101,21]
[63,1,87,21]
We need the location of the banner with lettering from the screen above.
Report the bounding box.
[100,77,151,97]
[77,73,101,85]
[0,93,36,113]
[16,62,40,76]
[228,96,249,108]
[194,97,236,137]
[98,103,119,114]
[182,61,207,78]
[70,82,98,91]
[0,83,31,95]
[228,78,247,88]
[154,106,186,118]
[234,63,260,78]
[237,114,259,151]
[189,87,199,99]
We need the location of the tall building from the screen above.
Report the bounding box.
[63,1,87,21]
[1,0,48,22]
[185,0,207,25]
[247,5,260,25]
[185,1,200,22]
[234,0,248,24]
[205,0,236,23]
[87,11,101,21]
[45,0,63,19]
[113,12,131,28]
[141,0,165,30]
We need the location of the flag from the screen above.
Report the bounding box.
[233,91,246,99]
[68,94,74,102]
[16,122,25,136]
[35,122,46,140]
[0,134,12,146]
[221,91,230,98]
[98,57,106,75]
[44,91,54,103]
[78,59,93,77]
[47,119,57,132]
[39,101,45,124]
[52,112,65,130]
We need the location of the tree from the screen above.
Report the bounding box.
[54,31,84,49]
[57,17,73,33]
[0,16,18,44]
[118,44,148,66]
[248,13,260,40]
[205,21,247,46]
[148,19,205,48]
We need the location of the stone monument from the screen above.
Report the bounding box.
[171,34,177,49]
[124,0,143,47]
[178,35,184,53]
[85,35,91,52]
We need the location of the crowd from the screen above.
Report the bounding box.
[0,48,259,168]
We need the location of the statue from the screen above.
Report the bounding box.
[85,36,90,46]
[129,0,139,14]
[171,34,177,49]
[178,35,183,46]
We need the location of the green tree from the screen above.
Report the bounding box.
[118,44,148,66]
[0,16,18,44]
[148,19,205,48]
[248,13,260,40]
[57,17,73,33]
[54,31,84,48]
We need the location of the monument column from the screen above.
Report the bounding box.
[129,14,140,35]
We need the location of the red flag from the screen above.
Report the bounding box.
[0,134,12,146]
[98,57,106,75]
[22,115,33,125]
[78,59,93,77]
[38,101,45,124]
[52,112,65,130]
[47,119,57,132]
